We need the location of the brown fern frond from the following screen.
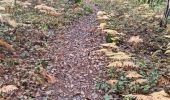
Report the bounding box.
[0,39,15,52]
[0,85,18,93]
[165,43,170,54]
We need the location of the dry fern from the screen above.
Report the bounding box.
[0,14,18,27]
[126,71,143,79]
[97,11,107,17]
[128,36,143,45]
[108,52,131,61]
[99,22,107,30]
[0,85,18,93]
[165,43,170,54]
[131,79,147,85]
[0,6,5,12]
[34,4,62,17]
[107,60,138,69]
[100,43,118,48]
[106,79,118,87]
[103,29,119,36]
[0,39,15,52]
[107,61,123,68]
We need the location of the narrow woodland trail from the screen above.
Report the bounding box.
[41,3,109,100]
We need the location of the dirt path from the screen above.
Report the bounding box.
[40,3,109,100]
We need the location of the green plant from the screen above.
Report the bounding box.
[107,67,116,78]
[35,63,41,72]
[129,83,150,94]
[137,59,162,93]
[75,0,82,3]
[76,12,83,16]
[137,0,165,4]
[138,70,147,77]
[148,68,161,86]
[83,6,93,14]
[138,59,162,83]
[96,80,111,92]
[130,84,141,93]
[39,24,48,30]
[106,34,113,43]
[138,59,148,68]
[104,93,112,100]
[139,59,154,67]
[140,85,151,94]
[35,60,49,72]
[123,96,136,100]
[68,0,81,4]
[114,80,126,93]
[2,59,19,67]
[108,19,118,29]
[155,27,165,33]
[137,0,166,8]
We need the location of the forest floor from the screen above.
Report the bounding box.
[0,0,170,100]
[39,3,110,100]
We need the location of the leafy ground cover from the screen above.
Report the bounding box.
[0,0,101,99]
[93,0,170,99]
[0,0,170,100]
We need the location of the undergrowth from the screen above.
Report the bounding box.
[96,59,165,100]
[94,0,170,99]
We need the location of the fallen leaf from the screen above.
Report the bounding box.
[35,91,41,97]
[40,68,57,84]
[0,54,5,60]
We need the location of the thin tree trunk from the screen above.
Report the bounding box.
[14,0,17,6]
